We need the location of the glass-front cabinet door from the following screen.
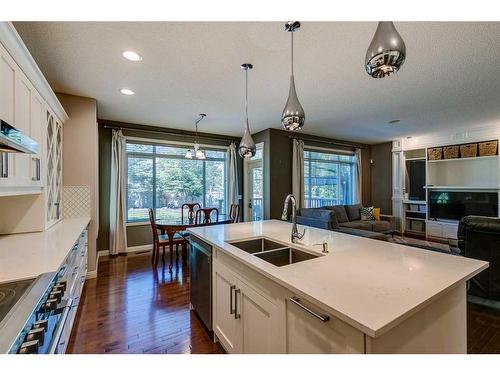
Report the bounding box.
[45,109,62,227]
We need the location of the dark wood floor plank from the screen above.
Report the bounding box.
[67,254,224,354]
[67,252,500,354]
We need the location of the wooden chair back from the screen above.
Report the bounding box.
[181,202,201,222]
[148,208,159,245]
[229,204,240,223]
[195,207,219,224]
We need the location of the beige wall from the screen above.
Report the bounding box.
[57,94,99,272]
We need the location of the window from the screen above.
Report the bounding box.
[303,149,357,208]
[126,141,227,222]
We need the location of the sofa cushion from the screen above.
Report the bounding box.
[370,220,392,232]
[298,208,339,229]
[345,204,363,221]
[299,208,331,220]
[339,220,372,231]
[323,205,349,223]
[336,227,389,241]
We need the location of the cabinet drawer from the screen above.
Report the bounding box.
[285,295,364,353]
[427,222,443,238]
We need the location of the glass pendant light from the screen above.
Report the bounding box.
[185,113,206,159]
[281,21,305,131]
[238,63,256,159]
[365,22,406,78]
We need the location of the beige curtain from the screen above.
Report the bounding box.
[292,139,305,209]
[355,148,362,204]
[109,130,128,254]
[227,143,239,216]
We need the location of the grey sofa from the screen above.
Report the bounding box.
[296,204,395,241]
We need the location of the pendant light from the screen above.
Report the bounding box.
[238,63,256,159]
[185,114,206,160]
[281,21,305,132]
[365,22,406,78]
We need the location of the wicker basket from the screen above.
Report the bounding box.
[443,145,459,159]
[479,140,498,157]
[427,147,443,160]
[460,143,478,158]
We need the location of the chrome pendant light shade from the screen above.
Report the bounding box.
[282,21,305,131]
[365,22,406,78]
[238,63,256,159]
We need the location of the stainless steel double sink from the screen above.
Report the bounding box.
[229,237,320,267]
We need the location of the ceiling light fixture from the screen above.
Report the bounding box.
[122,51,143,61]
[185,114,207,160]
[365,22,406,78]
[281,21,305,132]
[120,88,135,95]
[238,63,256,159]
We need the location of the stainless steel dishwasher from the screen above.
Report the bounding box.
[189,234,212,331]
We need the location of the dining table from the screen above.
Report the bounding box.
[154,215,232,269]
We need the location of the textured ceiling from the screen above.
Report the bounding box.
[13,21,500,144]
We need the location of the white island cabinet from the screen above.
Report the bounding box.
[189,220,488,354]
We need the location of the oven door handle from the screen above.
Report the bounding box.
[47,300,72,354]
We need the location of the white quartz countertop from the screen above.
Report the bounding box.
[0,217,90,283]
[188,220,488,338]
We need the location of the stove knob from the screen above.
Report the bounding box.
[26,327,45,346]
[18,339,39,354]
[55,280,67,292]
[49,290,63,303]
[44,298,58,312]
[33,319,48,332]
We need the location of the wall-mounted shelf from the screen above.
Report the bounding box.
[403,199,426,205]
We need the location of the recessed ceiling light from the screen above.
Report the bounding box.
[120,88,135,96]
[388,119,401,124]
[122,51,142,61]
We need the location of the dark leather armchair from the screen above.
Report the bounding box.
[459,216,500,301]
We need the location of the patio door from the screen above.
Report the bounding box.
[243,143,263,221]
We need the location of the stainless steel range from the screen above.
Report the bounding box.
[0,270,73,354]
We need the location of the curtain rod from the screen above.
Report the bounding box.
[288,134,367,150]
[102,124,240,143]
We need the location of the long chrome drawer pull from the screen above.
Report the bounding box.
[48,303,72,354]
[289,296,330,322]
[234,289,241,320]
[229,285,236,315]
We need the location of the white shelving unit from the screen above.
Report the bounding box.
[394,138,500,242]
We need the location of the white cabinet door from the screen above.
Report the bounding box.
[427,221,443,238]
[14,72,32,185]
[0,42,16,182]
[285,295,364,353]
[444,223,459,240]
[236,278,283,353]
[30,91,44,186]
[213,261,239,353]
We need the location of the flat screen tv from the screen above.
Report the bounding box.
[428,190,498,221]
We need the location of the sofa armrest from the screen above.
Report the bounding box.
[380,214,395,229]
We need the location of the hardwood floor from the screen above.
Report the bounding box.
[67,253,224,354]
[68,252,500,354]
[468,302,500,354]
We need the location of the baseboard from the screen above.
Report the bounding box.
[126,244,153,253]
[86,270,97,279]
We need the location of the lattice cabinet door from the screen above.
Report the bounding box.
[45,109,63,228]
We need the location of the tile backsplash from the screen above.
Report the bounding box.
[63,185,91,218]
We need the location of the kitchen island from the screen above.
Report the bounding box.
[188,220,488,354]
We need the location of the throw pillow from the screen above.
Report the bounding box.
[360,206,375,221]
[373,207,381,221]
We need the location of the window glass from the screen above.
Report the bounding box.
[126,141,227,222]
[127,157,154,221]
[303,149,356,208]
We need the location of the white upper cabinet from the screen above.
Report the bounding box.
[0,23,67,198]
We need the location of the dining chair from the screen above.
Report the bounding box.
[229,204,240,223]
[148,208,184,266]
[195,207,219,224]
[181,202,201,223]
